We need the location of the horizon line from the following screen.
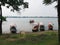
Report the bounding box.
[4,16,57,18]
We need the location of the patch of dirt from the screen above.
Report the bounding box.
[26,30,58,34]
[6,38,17,41]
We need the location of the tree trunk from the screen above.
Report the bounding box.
[0,4,2,34]
[58,0,60,42]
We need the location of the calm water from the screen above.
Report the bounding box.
[2,17,58,33]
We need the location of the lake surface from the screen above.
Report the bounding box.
[2,17,58,33]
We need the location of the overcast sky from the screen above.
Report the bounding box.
[2,0,57,17]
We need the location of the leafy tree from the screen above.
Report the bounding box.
[0,0,28,34]
[43,0,57,5]
[43,0,60,42]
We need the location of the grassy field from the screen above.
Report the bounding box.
[0,30,58,45]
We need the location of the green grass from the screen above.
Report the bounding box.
[0,31,58,45]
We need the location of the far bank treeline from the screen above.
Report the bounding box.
[0,16,6,21]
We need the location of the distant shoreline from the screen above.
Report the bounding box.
[4,16,58,18]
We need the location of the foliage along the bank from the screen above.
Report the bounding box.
[0,16,6,21]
